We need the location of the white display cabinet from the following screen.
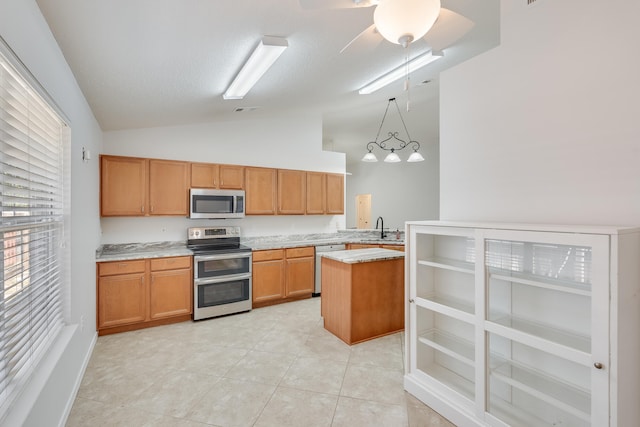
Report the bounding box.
[404,221,640,427]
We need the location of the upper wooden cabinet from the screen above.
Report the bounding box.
[325,173,345,214]
[149,159,189,215]
[278,169,306,215]
[101,155,189,217]
[101,156,148,216]
[190,163,244,189]
[306,172,326,215]
[245,167,277,215]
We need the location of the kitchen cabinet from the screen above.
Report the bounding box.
[100,155,147,216]
[404,221,640,427]
[245,167,277,215]
[278,169,306,215]
[325,173,344,214]
[252,249,285,304]
[148,159,189,215]
[100,155,189,217]
[306,172,326,214]
[97,260,147,329]
[284,247,315,297]
[149,256,192,320]
[190,162,244,189]
[97,256,193,335]
[252,246,315,308]
[322,252,404,344]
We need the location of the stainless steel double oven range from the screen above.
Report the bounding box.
[188,226,252,321]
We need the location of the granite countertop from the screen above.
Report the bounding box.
[96,241,193,262]
[96,230,405,262]
[320,248,405,264]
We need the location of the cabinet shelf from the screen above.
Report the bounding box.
[418,257,474,274]
[487,314,591,355]
[419,360,475,402]
[490,357,591,423]
[418,329,474,367]
[489,268,591,297]
[418,295,475,322]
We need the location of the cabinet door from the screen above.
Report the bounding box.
[481,229,609,427]
[219,165,244,189]
[98,273,147,329]
[149,159,189,215]
[245,167,277,215]
[306,172,326,214]
[252,259,285,303]
[325,173,344,214]
[191,162,219,188]
[278,169,306,215]
[149,269,192,319]
[381,244,404,251]
[285,256,315,297]
[100,155,147,216]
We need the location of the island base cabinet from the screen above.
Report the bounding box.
[97,256,193,335]
[322,256,404,345]
[405,221,640,427]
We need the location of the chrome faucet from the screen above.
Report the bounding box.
[375,216,386,239]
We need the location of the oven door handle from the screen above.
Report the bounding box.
[194,273,252,286]
[194,252,252,262]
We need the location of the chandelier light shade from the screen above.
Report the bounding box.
[362,98,425,163]
[373,0,442,46]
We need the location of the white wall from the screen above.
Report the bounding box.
[440,0,640,226]
[101,114,346,243]
[345,140,439,231]
[0,1,102,426]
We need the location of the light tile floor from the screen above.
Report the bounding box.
[67,298,455,427]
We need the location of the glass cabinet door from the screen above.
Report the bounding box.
[481,230,610,427]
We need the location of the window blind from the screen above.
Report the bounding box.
[0,44,67,415]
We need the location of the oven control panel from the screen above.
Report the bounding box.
[188,226,240,240]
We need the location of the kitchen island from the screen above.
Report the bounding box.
[321,248,405,345]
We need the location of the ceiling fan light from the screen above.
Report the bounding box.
[407,151,425,162]
[384,152,401,163]
[362,152,378,162]
[373,0,442,45]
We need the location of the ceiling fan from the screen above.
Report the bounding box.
[300,0,474,54]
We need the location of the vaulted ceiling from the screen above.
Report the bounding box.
[36,0,500,161]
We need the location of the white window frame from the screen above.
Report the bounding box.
[0,36,71,420]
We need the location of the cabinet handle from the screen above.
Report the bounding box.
[150,205,154,213]
[594,362,604,369]
[141,205,145,213]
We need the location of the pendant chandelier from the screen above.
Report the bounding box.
[362,98,425,163]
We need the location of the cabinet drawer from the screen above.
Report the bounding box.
[253,249,284,262]
[98,260,146,276]
[285,246,314,258]
[150,256,191,271]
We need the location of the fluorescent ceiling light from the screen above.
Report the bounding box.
[223,36,288,100]
[358,50,443,95]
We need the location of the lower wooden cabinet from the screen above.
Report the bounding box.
[252,246,315,308]
[97,256,192,335]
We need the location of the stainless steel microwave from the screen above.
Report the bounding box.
[189,188,245,219]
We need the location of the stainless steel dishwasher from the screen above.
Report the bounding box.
[314,244,346,296]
